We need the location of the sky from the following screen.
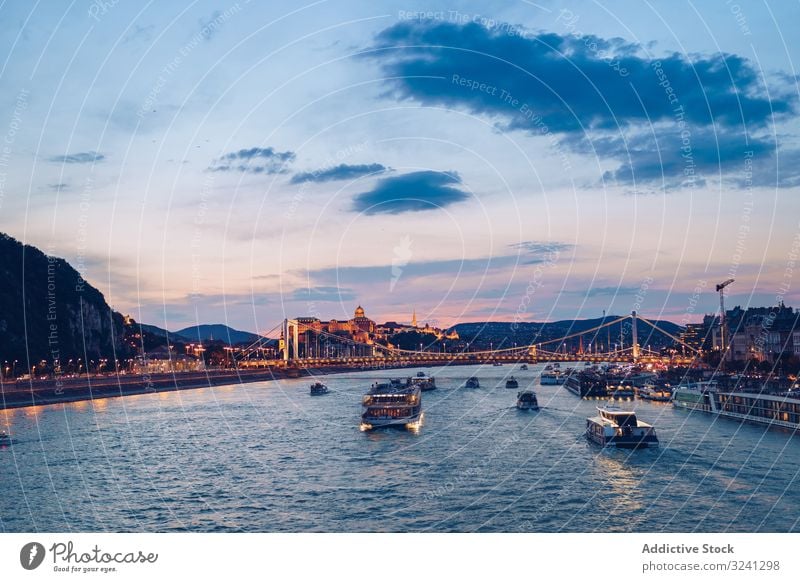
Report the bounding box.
[1,0,799,334]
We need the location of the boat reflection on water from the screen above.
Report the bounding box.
[591,453,646,515]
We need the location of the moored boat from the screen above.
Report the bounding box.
[606,385,635,400]
[672,382,800,432]
[505,376,519,389]
[586,406,659,448]
[637,382,672,402]
[309,382,329,395]
[564,372,607,398]
[540,371,565,385]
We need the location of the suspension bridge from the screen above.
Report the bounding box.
[235,311,700,369]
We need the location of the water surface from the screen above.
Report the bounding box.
[2,364,798,532]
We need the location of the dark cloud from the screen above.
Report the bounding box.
[364,21,800,188]
[209,147,295,174]
[48,151,105,164]
[352,170,469,214]
[290,163,390,184]
[46,183,70,192]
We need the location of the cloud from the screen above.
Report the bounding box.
[209,147,295,174]
[298,240,573,285]
[580,285,641,298]
[46,183,70,192]
[509,241,572,261]
[48,151,105,164]
[122,23,155,44]
[290,286,356,302]
[198,10,230,41]
[363,20,800,188]
[352,170,469,214]
[290,163,390,184]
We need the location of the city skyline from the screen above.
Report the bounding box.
[2,1,799,332]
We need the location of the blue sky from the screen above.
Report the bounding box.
[1,1,799,333]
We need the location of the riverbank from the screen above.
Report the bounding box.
[0,369,297,409]
[0,360,482,409]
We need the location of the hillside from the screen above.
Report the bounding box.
[450,316,684,351]
[0,232,125,369]
[174,324,261,345]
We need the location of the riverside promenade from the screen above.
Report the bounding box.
[0,360,474,409]
[0,367,327,409]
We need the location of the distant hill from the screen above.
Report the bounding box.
[0,232,125,367]
[138,323,192,343]
[451,316,684,351]
[173,324,262,345]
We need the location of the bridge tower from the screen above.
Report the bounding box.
[282,319,300,362]
[631,311,640,362]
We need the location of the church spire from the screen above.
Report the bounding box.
[412,308,417,328]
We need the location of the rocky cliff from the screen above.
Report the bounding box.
[0,232,125,371]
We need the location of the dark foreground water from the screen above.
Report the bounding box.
[2,364,799,532]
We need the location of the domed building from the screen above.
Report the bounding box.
[349,305,375,341]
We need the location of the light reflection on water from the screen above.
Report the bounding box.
[1,364,799,532]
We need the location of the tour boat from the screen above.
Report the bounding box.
[505,376,519,389]
[465,376,480,389]
[0,430,11,445]
[492,362,503,367]
[516,390,539,411]
[586,406,659,448]
[360,381,423,431]
[520,364,529,370]
[309,382,329,395]
[416,371,426,377]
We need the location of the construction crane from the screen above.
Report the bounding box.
[716,278,734,362]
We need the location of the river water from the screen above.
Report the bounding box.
[2,364,798,532]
